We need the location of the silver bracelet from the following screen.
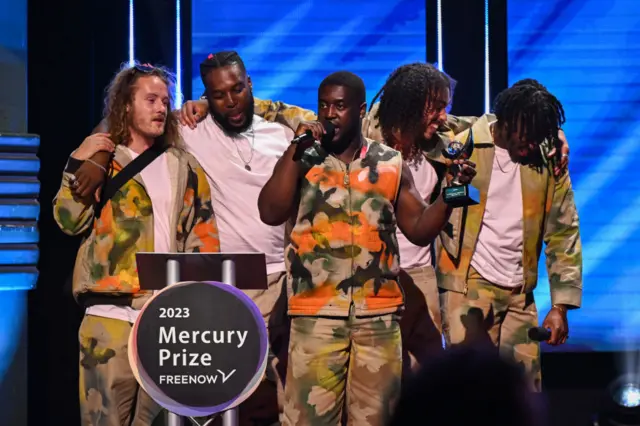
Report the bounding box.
[86,158,107,173]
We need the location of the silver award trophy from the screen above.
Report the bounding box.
[441,129,480,207]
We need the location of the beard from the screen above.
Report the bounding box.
[210,95,255,135]
[129,110,166,142]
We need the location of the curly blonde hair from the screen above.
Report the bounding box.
[103,62,181,149]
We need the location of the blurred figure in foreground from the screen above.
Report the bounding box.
[387,346,547,426]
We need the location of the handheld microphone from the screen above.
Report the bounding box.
[528,327,551,342]
[291,122,336,145]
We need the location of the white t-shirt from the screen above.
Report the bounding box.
[124,147,173,253]
[397,158,439,269]
[180,115,294,275]
[86,147,173,323]
[470,145,524,287]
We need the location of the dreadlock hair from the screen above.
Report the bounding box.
[199,50,247,83]
[493,83,566,152]
[319,71,366,104]
[371,62,451,162]
[103,62,180,149]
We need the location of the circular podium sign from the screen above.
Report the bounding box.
[128,281,268,417]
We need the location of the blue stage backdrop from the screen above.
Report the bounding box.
[0,0,31,423]
[191,0,427,111]
[508,0,640,352]
[192,0,640,352]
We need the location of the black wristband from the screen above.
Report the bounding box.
[65,157,84,174]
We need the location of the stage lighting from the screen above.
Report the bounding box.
[593,374,640,426]
[615,383,640,408]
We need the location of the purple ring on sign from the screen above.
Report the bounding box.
[128,280,269,417]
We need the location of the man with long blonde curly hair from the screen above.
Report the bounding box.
[103,64,182,151]
[53,63,220,426]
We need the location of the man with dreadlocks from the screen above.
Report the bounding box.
[432,81,582,392]
[362,62,461,375]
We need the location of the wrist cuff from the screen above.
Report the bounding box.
[65,157,84,174]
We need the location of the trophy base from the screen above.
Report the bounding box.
[443,184,480,208]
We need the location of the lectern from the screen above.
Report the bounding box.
[135,252,268,426]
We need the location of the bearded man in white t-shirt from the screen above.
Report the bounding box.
[178,53,299,418]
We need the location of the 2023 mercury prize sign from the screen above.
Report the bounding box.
[128,281,268,417]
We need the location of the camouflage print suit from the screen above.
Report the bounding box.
[434,115,583,391]
[282,140,404,426]
[256,99,481,377]
[53,146,219,426]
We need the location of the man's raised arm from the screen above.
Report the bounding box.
[258,121,324,226]
[395,159,476,246]
[70,119,112,199]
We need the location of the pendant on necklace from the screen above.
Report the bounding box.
[245,164,251,171]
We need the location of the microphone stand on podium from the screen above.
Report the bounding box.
[135,252,268,426]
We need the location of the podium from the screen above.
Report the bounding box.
[133,252,269,426]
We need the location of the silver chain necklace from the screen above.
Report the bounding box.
[233,126,255,171]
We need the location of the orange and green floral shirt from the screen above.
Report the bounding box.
[285,140,404,317]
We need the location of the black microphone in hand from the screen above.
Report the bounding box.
[291,122,336,145]
[292,122,335,161]
[528,327,551,342]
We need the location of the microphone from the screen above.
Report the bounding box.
[291,122,336,145]
[528,327,551,342]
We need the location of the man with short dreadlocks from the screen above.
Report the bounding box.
[407,79,582,392]
[363,63,471,374]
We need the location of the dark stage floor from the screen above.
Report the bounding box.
[542,351,621,426]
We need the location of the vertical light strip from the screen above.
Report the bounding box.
[436,0,443,70]
[484,0,490,112]
[129,0,135,66]
[175,0,183,108]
